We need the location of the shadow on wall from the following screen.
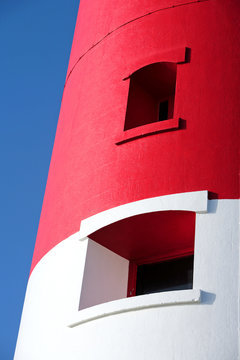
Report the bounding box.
[200,291,216,305]
[207,198,218,214]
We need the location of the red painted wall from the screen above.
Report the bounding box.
[31,0,240,272]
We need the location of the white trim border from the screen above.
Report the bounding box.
[79,191,208,240]
[68,289,202,327]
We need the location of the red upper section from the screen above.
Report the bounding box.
[31,0,240,272]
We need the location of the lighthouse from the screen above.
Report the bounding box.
[15,0,240,359]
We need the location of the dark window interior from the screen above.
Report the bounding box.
[159,100,169,121]
[136,255,194,296]
[124,62,176,131]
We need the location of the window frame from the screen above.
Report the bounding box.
[127,251,194,297]
[67,191,207,327]
[115,46,190,145]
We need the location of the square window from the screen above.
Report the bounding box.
[87,210,195,303]
[124,62,177,131]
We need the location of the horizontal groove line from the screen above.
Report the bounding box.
[64,0,208,90]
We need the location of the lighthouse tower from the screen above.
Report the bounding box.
[15,0,240,359]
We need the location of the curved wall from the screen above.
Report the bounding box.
[15,2,240,357]
[31,0,240,271]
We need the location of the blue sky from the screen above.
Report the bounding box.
[0,1,79,358]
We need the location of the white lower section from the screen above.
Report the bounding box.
[14,197,239,360]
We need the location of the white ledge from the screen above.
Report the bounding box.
[79,191,208,239]
[68,289,202,328]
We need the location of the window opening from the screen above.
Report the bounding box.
[159,100,169,121]
[136,255,194,296]
[85,210,195,306]
[124,62,177,131]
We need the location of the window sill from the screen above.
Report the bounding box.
[115,118,180,145]
[68,289,201,328]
